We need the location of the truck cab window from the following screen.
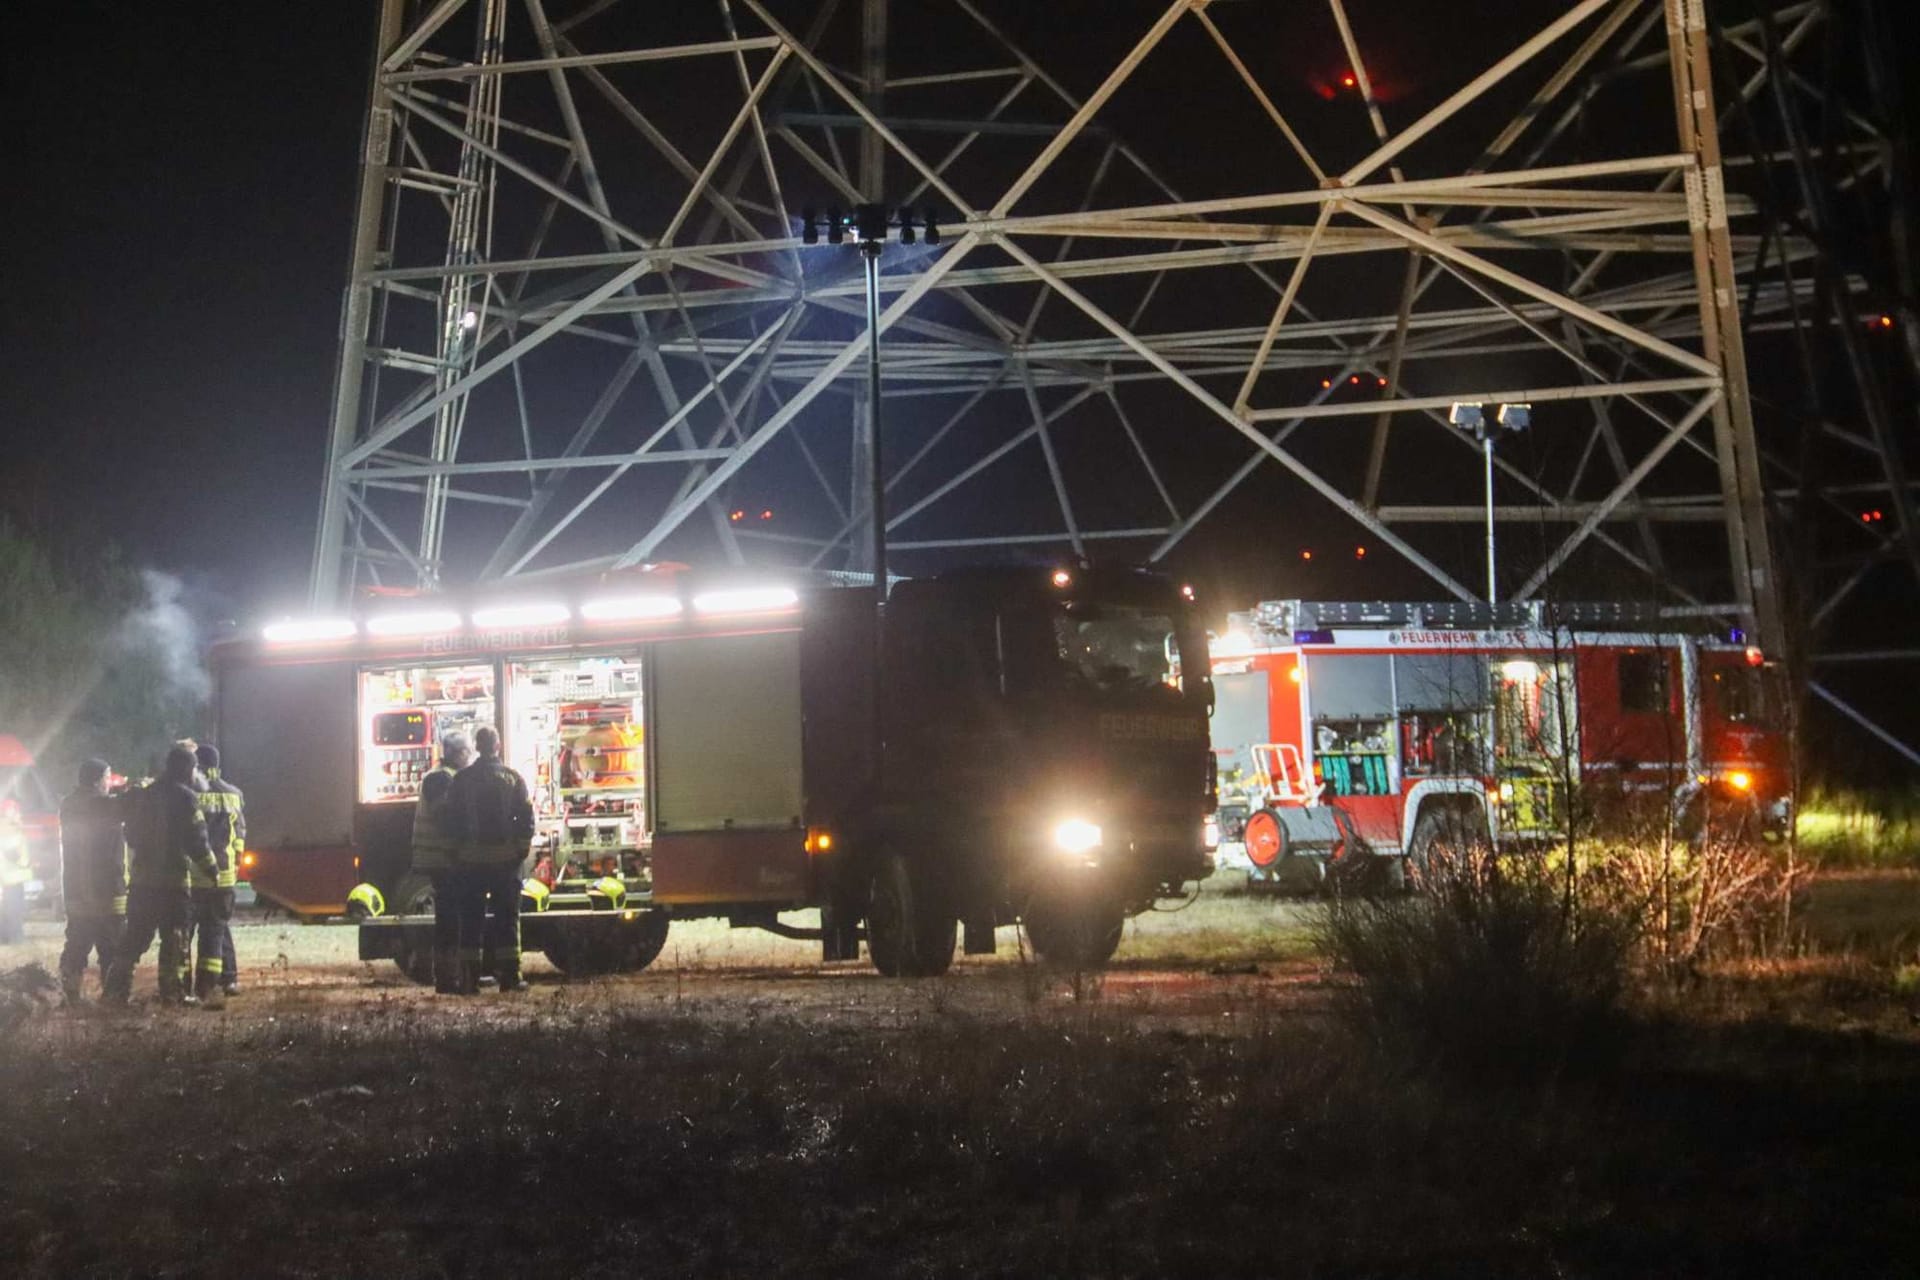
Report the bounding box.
[1052,603,1182,695]
[1616,651,1668,714]
[1709,666,1771,725]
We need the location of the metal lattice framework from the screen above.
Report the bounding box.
[307,0,1915,723]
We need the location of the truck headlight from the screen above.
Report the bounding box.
[1203,818,1221,851]
[1052,819,1103,855]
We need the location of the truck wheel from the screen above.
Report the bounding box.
[622,910,671,972]
[394,874,435,917]
[1406,805,1490,882]
[1023,895,1125,969]
[544,927,615,977]
[866,854,956,978]
[394,940,436,986]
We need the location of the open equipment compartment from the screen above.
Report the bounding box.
[357,663,496,805]
[504,652,648,892]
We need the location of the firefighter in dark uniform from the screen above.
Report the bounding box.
[412,730,473,994]
[189,744,245,1004]
[57,758,128,1005]
[106,743,219,1006]
[447,725,533,993]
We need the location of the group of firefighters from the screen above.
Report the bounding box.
[9,742,249,1008]
[407,724,537,995]
[1,722,535,1003]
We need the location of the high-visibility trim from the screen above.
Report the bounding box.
[347,882,386,918]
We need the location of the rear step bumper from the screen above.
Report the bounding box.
[359,908,659,961]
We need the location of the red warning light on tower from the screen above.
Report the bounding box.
[1341,73,1358,90]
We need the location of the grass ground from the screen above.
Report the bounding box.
[2,871,1917,1277]
[1796,786,1920,869]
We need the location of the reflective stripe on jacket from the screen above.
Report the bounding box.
[59,789,128,915]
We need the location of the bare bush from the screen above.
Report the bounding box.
[1586,829,1803,978]
[1318,843,1639,1084]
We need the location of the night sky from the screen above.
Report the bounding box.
[1,1,1907,714]
[0,3,1507,623]
[4,5,374,615]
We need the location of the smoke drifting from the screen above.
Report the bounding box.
[120,569,212,708]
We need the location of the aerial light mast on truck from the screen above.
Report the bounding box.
[213,566,1217,977]
[1209,600,1790,892]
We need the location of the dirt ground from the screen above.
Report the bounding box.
[5,872,1919,1278]
[0,871,1327,1034]
[4,867,1917,1035]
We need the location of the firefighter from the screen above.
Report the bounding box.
[411,730,473,994]
[105,743,219,1006]
[0,796,28,944]
[56,759,128,1004]
[189,744,245,1003]
[447,724,534,993]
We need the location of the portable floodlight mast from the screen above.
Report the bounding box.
[1448,402,1531,604]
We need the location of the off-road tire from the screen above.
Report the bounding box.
[393,873,436,918]
[622,910,671,972]
[1406,804,1491,882]
[866,854,956,978]
[1023,895,1126,969]
[394,939,436,985]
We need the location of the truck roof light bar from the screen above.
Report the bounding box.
[580,593,683,623]
[365,609,462,637]
[471,602,569,628]
[262,617,358,644]
[691,586,799,616]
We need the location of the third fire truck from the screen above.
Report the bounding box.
[1209,600,1790,891]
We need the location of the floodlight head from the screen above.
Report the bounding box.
[898,208,916,245]
[801,207,818,245]
[923,207,941,245]
[1497,403,1532,431]
[826,207,845,245]
[1448,403,1485,431]
[852,202,890,244]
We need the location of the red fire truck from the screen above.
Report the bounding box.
[1208,600,1790,891]
[0,734,61,911]
[211,566,1216,977]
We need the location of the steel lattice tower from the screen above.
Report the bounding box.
[307,0,1916,755]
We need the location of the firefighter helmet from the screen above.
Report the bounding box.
[520,877,552,913]
[586,875,626,911]
[346,882,386,919]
